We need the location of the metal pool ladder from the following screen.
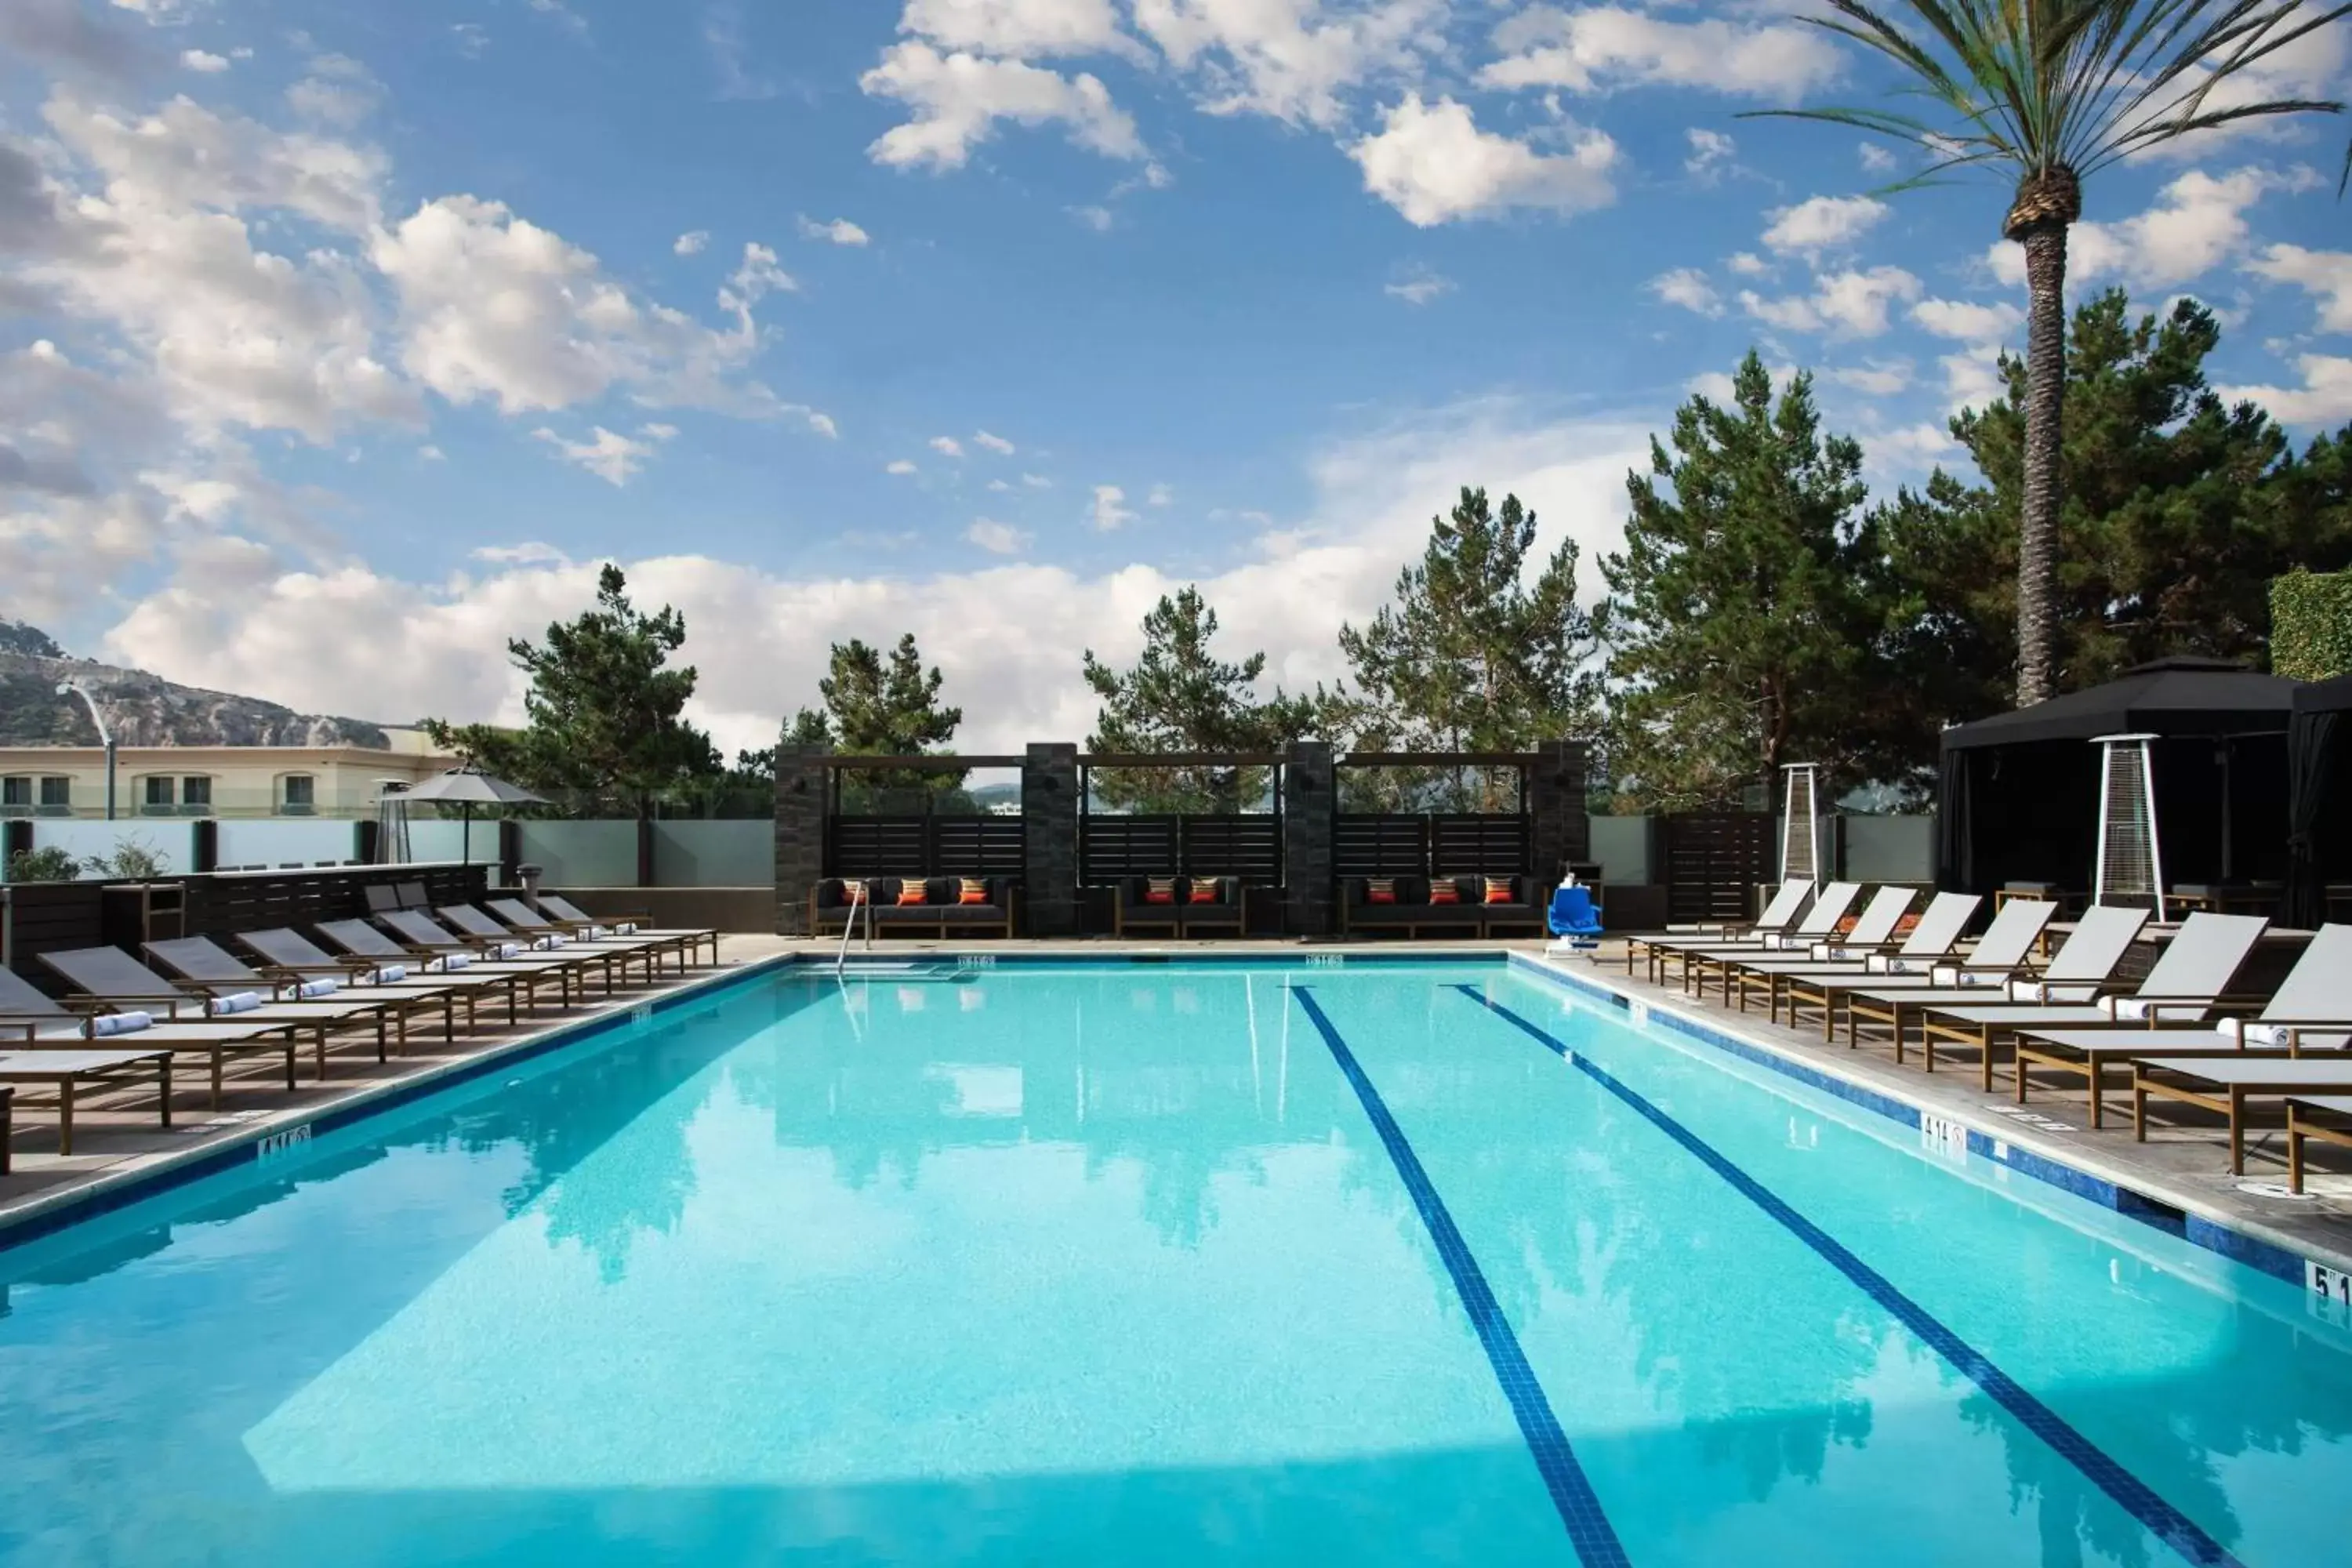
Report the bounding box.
[833,889,874,974]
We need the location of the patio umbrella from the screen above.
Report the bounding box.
[395,768,546,866]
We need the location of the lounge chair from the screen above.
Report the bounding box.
[1721,886,1920,1019]
[1729,891,1980,1034]
[238,927,531,1029]
[316,918,573,1014]
[1779,894,2035,1043]
[1625,878,1813,979]
[1916,911,2270,1094]
[1842,903,2142,1062]
[2012,923,2352,1128]
[144,935,459,1054]
[42,946,373,1085]
[0,1046,176,1156]
[368,911,597,1006]
[2132,1055,2352,1174]
[1,960,292,1118]
[435,904,653,989]
[1676,884,1865,1000]
[472,900,679,979]
[2287,1095,2352,1193]
[532,893,720,966]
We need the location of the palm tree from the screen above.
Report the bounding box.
[1749,0,2347,706]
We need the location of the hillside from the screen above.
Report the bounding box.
[0,620,392,748]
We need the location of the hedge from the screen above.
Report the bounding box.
[2272,569,2352,681]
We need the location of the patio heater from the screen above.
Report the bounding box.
[56,681,116,820]
[1778,763,1824,891]
[376,781,412,865]
[2092,733,2165,922]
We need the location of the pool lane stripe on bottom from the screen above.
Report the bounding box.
[1454,985,2248,1568]
[1290,986,1632,1568]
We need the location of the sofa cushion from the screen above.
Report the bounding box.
[1427,879,1462,906]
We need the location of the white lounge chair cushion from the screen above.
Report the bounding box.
[207,991,264,1016]
[89,1010,153,1036]
[296,978,341,999]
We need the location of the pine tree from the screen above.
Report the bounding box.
[818,633,963,801]
[1082,586,1320,811]
[1338,485,1602,810]
[426,564,717,822]
[1602,354,1896,808]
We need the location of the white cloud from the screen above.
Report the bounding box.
[1070,203,1116,231]
[95,399,1650,757]
[886,458,918,475]
[2245,244,2352,333]
[1865,419,1960,476]
[674,230,710,256]
[1685,126,1734,180]
[1147,483,1173,506]
[533,423,676,486]
[797,216,870,246]
[1740,266,1919,337]
[181,49,229,72]
[899,0,1136,59]
[1385,263,1454,304]
[1940,345,2007,411]
[285,54,384,129]
[805,410,839,439]
[931,435,965,457]
[721,241,797,328]
[452,23,489,59]
[1726,251,1768,277]
[473,542,568,565]
[1986,166,2317,290]
[2218,354,2352,425]
[1022,472,1052,488]
[1350,93,1616,227]
[1091,483,1135,529]
[1131,0,1444,129]
[1649,266,1720,317]
[860,43,1144,171]
[1481,7,1842,100]
[1910,296,2023,343]
[966,517,1034,554]
[526,0,590,37]
[1761,194,1887,256]
[987,477,1013,492]
[1824,360,1912,396]
[974,429,1016,454]
[419,444,445,461]
[1858,142,1896,173]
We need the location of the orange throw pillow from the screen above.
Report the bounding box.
[1367,878,1398,906]
[1483,877,1515,906]
[1189,878,1224,905]
[897,883,928,907]
[1145,877,1178,906]
[840,880,869,906]
[1428,881,1461,906]
[959,878,989,906]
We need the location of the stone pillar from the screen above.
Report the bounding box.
[1022,742,1079,937]
[773,744,828,935]
[1283,739,1334,936]
[1528,739,1592,884]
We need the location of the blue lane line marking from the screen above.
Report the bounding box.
[1290,986,1631,1568]
[1453,985,2247,1568]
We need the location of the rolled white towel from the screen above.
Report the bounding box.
[296,978,342,999]
[2007,978,2048,1002]
[89,1010,154,1036]
[532,935,565,950]
[2099,996,2156,1021]
[583,924,610,939]
[492,942,524,960]
[615,923,639,936]
[421,955,466,974]
[207,991,265,1016]
[374,964,412,983]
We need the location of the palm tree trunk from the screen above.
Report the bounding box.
[2015,222,2068,707]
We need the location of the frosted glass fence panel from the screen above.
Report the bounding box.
[215,820,363,869]
[654,821,771,887]
[1588,816,1652,886]
[25,820,197,880]
[405,822,500,865]
[1842,815,1937,884]
[515,822,638,887]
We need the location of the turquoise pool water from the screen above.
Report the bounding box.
[2,958,2348,1566]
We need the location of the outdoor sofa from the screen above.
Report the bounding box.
[810,877,1018,938]
[1338,875,1547,939]
[1112,877,1247,938]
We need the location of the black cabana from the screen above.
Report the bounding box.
[2285,673,2352,927]
[1936,657,2299,900]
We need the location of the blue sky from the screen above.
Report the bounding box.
[3,0,2349,753]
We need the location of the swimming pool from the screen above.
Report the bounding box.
[2,956,2347,1566]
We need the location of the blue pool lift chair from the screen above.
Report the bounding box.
[1548,885,1604,949]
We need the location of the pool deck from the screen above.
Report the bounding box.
[6,931,2351,1280]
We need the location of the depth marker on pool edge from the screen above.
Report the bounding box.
[1290,986,1632,1568]
[1454,985,2248,1568]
